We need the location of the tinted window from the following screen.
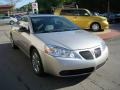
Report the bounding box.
[78,10,91,16]
[21,17,28,22]
[60,9,91,16]
[31,16,80,33]
[60,10,79,16]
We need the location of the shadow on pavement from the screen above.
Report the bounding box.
[0,43,90,90]
[110,24,120,31]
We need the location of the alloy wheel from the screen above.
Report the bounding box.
[91,23,100,32]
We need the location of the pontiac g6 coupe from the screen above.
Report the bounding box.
[10,15,109,77]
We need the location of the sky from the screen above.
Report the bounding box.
[0,0,35,8]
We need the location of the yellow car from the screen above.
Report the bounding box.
[54,8,109,31]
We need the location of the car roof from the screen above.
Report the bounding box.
[60,8,88,10]
[24,14,59,18]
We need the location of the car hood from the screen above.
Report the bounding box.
[35,30,103,50]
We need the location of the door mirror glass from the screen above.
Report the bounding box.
[19,26,29,33]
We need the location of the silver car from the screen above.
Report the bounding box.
[10,15,109,77]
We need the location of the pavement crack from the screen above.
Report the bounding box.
[95,73,102,77]
[17,76,31,90]
[88,78,104,90]
[112,81,120,86]
[80,84,86,90]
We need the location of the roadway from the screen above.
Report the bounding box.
[0,25,120,90]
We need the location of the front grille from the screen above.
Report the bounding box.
[79,51,93,60]
[59,67,94,76]
[79,47,101,60]
[94,48,101,58]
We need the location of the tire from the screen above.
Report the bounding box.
[31,49,44,76]
[9,21,15,25]
[10,34,18,49]
[90,23,101,32]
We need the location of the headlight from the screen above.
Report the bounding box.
[45,45,78,58]
[101,41,107,51]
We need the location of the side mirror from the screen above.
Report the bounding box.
[93,12,99,16]
[19,21,29,30]
[19,26,29,33]
[84,13,89,16]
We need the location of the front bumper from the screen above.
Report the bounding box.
[43,47,108,77]
[101,20,109,30]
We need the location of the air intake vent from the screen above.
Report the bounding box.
[94,48,101,58]
[79,51,93,60]
[60,67,94,76]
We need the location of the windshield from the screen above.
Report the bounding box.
[31,16,80,33]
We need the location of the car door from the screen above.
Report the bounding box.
[0,17,3,24]
[17,17,31,55]
[2,16,10,24]
[60,9,91,29]
[11,24,21,46]
[60,9,79,25]
[76,9,92,29]
[0,16,7,24]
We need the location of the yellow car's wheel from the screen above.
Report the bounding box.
[90,23,101,32]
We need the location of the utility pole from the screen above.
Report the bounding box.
[107,0,110,16]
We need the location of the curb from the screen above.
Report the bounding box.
[97,30,120,40]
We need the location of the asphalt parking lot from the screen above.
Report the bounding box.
[0,25,120,90]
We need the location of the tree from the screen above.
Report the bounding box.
[36,0,120,13]
[36,0,76,13]
[5,0,21,14]
[36,0,60,10]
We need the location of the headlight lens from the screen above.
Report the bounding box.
[101,41,107,51]
[45,45,78,58]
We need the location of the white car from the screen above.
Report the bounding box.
[0,16,18,25]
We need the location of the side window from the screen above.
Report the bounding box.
[21,17,28,22]
[20,17,28,22]
[24,17,29,22]
[60,10,79,16]
[72,10,79,16]
[78,10,90,16]
[60,10,73,16]
[19,17,30,32]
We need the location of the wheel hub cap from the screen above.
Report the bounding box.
[32,53,40,73]
[92,24,99,31]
